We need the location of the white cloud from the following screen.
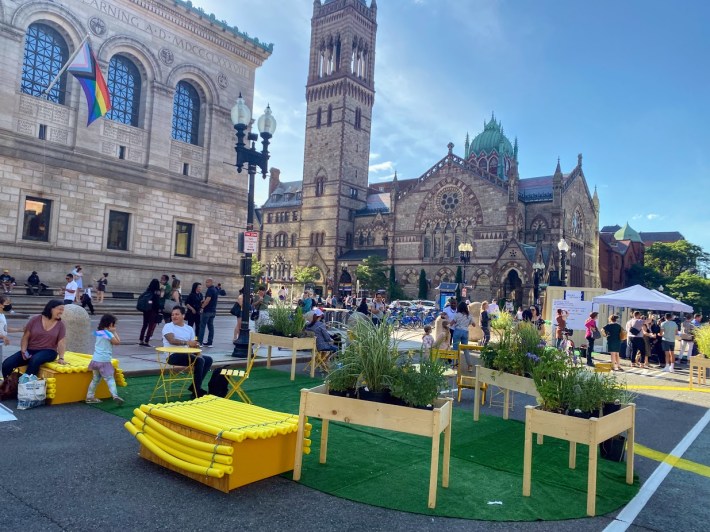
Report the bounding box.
[646,213,661,220]
[369,161,395,173]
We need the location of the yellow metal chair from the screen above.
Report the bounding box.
[222,353,257,404]
[305,350,333,375]
[150,347,201,403]
[456,364,487,404]
[432,348,459,365]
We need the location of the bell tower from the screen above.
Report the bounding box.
[298,0,377,276]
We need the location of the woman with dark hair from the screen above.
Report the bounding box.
[2,299,66,378]
[139,279,161,347]
[584,311,599,367]
[356,298,370,315]
[452,301,475,369]
[185,282,203,332]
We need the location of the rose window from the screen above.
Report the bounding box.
[436,187,462,214]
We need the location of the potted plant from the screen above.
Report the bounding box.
[390,355,447,409]
[325,355,360,398]
[349,318,399,402]
[257,302,306,337]
[694,324,710,358]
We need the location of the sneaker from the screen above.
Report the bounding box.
[662,365,670,372]
[205,344,214,348]
[85,397,102,404]
[113,395,125,405]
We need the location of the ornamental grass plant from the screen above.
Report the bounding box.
[257,302,305,337]
[349,318,399,393]
[694,324,710,358]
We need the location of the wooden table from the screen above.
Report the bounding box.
[248,332,317,380]
[293,384,453,509]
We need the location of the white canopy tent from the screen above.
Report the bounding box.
[592,284,693,313]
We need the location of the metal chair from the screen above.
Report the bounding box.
[222,352,257,404]
[150,347,201,403]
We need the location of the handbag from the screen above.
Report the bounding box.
[629,327,640,336]
[16,374,46,410]
[592,328,602,340]
[0,372,20,400]
[230,302,241,317]
[250,308,260,321]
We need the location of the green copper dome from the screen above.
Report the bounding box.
[614,222,642,243]
[467,114,514,158]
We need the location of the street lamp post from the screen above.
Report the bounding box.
[557,237,570,287]
[458,242,473,299]
[532,260,545,304]
[231,94,276,358]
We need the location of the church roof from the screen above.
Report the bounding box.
[639,231,684,245]
[263,180,303,208]
[466,114,514,158]
[356,191,390,215]
[614,222,643,243]
[518,175,557,202]
[600,225,622,233]
[338,248,387,261]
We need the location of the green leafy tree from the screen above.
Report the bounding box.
[645,241,710,279]
[293,265,320,295]
[455,265,463,302]
[251,257,265,280]
[666,271,710,313]
[356,255,388,294]
[418,269,428,299]
[388,264,405,301]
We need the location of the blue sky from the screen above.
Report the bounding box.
[193,0,710,254]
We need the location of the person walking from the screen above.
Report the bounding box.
[85,314,124,405]
[451,301,475,370]
[81,285,95,315]
[479,301,491,346]
[603,315,623,371]
[138,279,161,347]
[185,282,203,333]
[198,278,218,347]
[678,315,695,363]
[158,274,172,323]
[370,293,386,326]
[555,308,569,349]
[626,311,646,368]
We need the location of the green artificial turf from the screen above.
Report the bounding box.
[96,368,639,521]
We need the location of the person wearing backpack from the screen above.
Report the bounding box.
[138,279,161,347]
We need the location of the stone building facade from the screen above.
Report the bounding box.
[258,0,600,307]
[0,0,271,290]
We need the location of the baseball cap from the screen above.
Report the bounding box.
[313,308,324,317]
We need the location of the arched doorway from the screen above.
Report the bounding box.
[503,269,523,309]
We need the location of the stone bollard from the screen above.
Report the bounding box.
[62,303,93,354]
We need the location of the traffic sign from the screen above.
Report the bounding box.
[244,231,259,253]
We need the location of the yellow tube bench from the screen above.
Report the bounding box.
[37,351,127,405]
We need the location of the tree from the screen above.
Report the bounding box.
[388,264,405,301]
[251,257,265,280]
[455,265,463,302]
[666,271,710,313]
[645,241,710,279]
[356,255,388,293]
[418,269,428,299]
[293,265,320,296]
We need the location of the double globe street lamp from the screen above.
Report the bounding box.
[231,94,276,358]
[458,242,473,298]
[557,237,570,286]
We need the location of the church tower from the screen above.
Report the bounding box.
[298,0,377,283]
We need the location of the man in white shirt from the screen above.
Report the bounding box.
[162,306,212,398]
[63,273,77,305]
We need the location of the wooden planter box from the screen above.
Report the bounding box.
[522,403,636,517]
[293,384,453,509]
[248,331,317,380]
[689,356,710,388]
[473,366,540,421]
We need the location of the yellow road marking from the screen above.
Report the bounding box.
[626,385,710,393]
[635,443,710,478]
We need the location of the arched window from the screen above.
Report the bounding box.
[327,105,333,126]
[171,81,200,145]
[106,55,141,126]
[315,177,325,197]
[478,157,487,172]
[265,234,272,248]
[355,107,361,130]
[488,156,498,175]
[316,107,322,128]
[358,233,364,246]
[275,233,287,247]
[21,23,69,104]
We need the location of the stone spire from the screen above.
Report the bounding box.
[592,186,599,214]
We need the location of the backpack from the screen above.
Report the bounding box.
[136,291,152,312]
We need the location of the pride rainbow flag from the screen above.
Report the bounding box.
[68,42,111,126]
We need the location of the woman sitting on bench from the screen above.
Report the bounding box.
[2,300,67,379]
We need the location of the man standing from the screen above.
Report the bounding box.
[626,311,646,367]
[162,306,212,398]
[63,273,77,305]
[660,313,678,372]
[370,293,386,325]
[159,274,171,323]
[199,278,218,347]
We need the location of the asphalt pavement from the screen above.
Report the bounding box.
[1,313,709,531]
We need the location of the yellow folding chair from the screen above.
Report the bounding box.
[222,353,256,404]
[150,347,200,403]
[431,348,459,365]
[457,364,487,403]
[305,350,334,375]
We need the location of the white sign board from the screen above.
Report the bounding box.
[552,298,596,331]
[244,231,259,253]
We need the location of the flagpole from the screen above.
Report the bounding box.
[42,34,90,98]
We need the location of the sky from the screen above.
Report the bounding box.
[193,0,710,253]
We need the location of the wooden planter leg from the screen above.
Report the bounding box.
[626,404,635,485]
[442,401,452,488]
[267,345,272,368]
[587,442,598,516]
[522,408,533,497]
[473,376,481,421]
[320,419,329,464]
[292,390,308,481]
[569,441,577,469]
[309,347,316,379]
[428,410,441,509]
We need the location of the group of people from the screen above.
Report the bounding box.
[137,275,221,351]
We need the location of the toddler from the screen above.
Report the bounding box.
[421,325,434,359]
[86,314,124,405]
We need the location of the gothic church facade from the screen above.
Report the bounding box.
[259,0,600,306]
